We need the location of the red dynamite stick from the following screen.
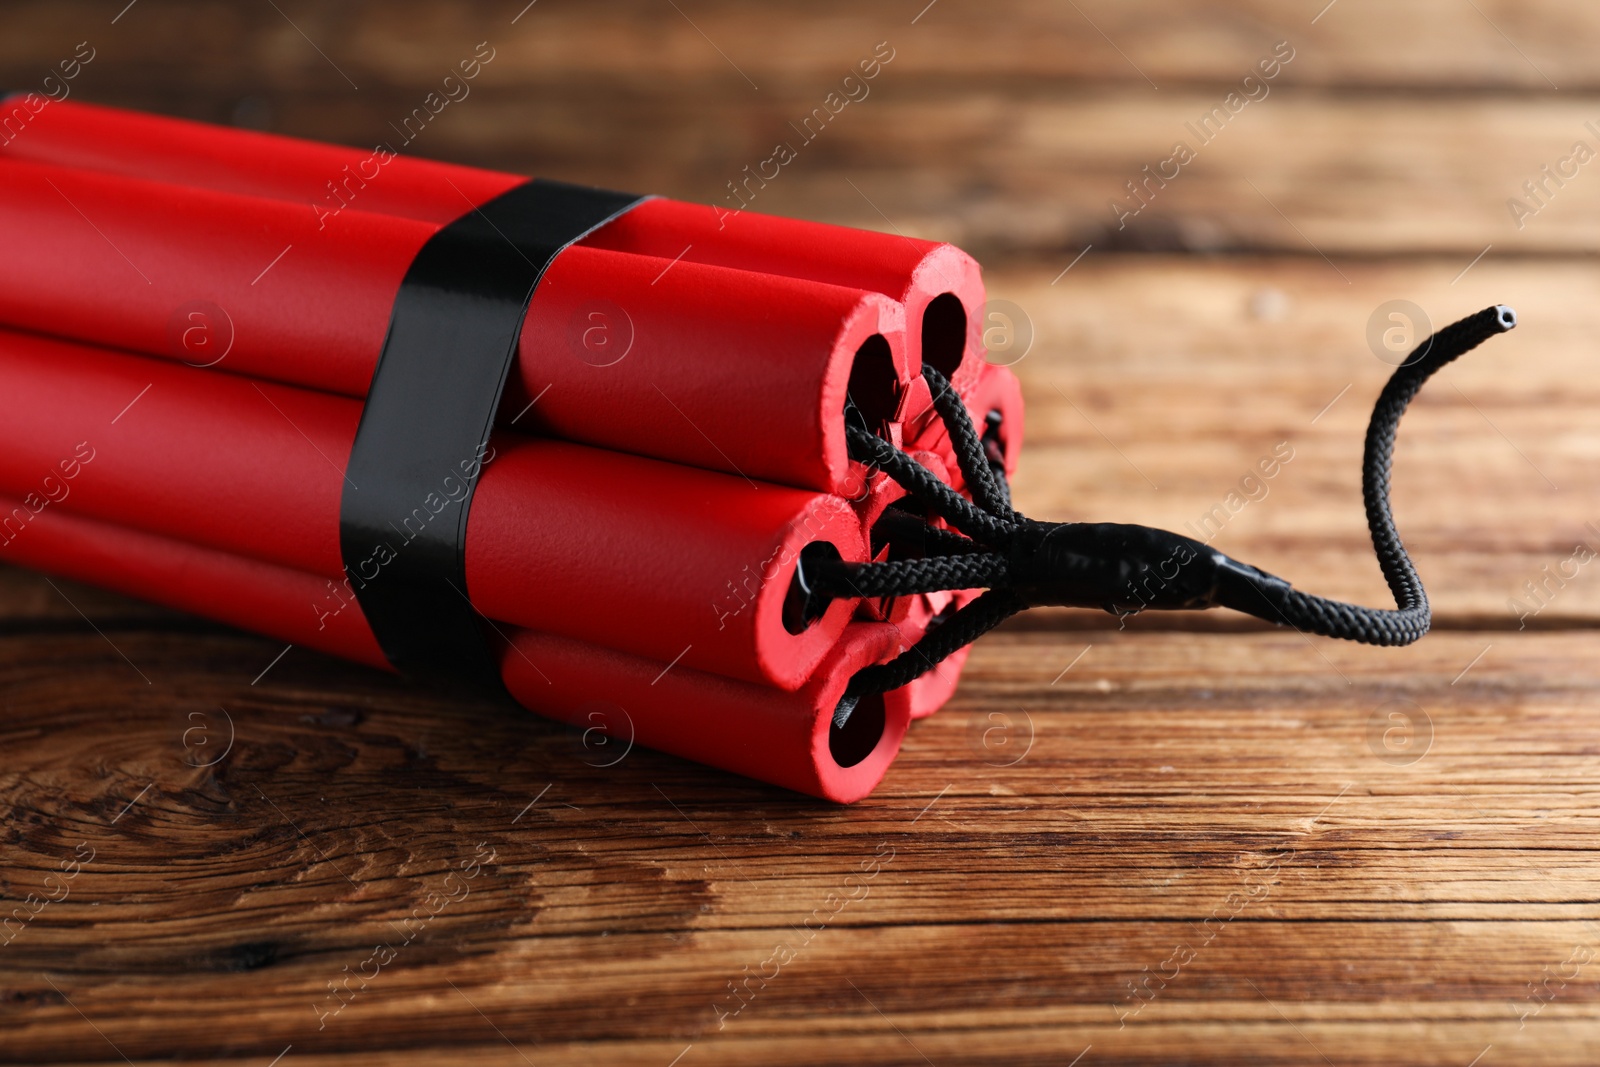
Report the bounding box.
[855,449,949,533]
[0,158,906,496]
[903,627,974,721]
[0,494,391,672]
[900,362,1025,515]
[504,622,910,804]
[0,99,525,224]
[583,199,985,396]
[0,496,908,802]
[856,493,973,722]
[883,457,961,640]
[2,100,983,393]
[854,449,953,627]
[0,329,865,690]
[965,362,1025,483]
[886,364,1025,718]
[904,363,1024,719]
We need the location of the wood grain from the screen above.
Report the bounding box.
[4,2,1596,257]
[993,255,1600,621]
[3,1,1600,1064]
[3,620,1599,1064]
[4,0,1593,91]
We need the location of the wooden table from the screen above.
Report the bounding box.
[4,2,1599,1063]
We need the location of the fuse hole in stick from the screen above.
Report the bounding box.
[829,693,886,768]
[782,541,844,635]
[847,334,900,434]
[921,292,967,378]
[982,408,1006,469]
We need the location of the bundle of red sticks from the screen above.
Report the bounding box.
[0,100,1020,802]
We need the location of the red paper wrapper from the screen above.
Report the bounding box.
[873,364,1024,718]
[0,157,905,496]
[0,101,1024,791]
[0,495,907,802]
[0,327,866,690]
[2,100,984,394]
[965,362,1025,484]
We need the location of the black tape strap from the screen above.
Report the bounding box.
[340,178,647,691]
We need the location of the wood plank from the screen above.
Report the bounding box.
[3,4,1599,1063]
[2,622,1599,1063]
[0,256,1587,629]
[3,0,1594,92]
[990,254,1600,622]
[30,87,1599,259]
[6,6,1600,256]
[0,569,194,628]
